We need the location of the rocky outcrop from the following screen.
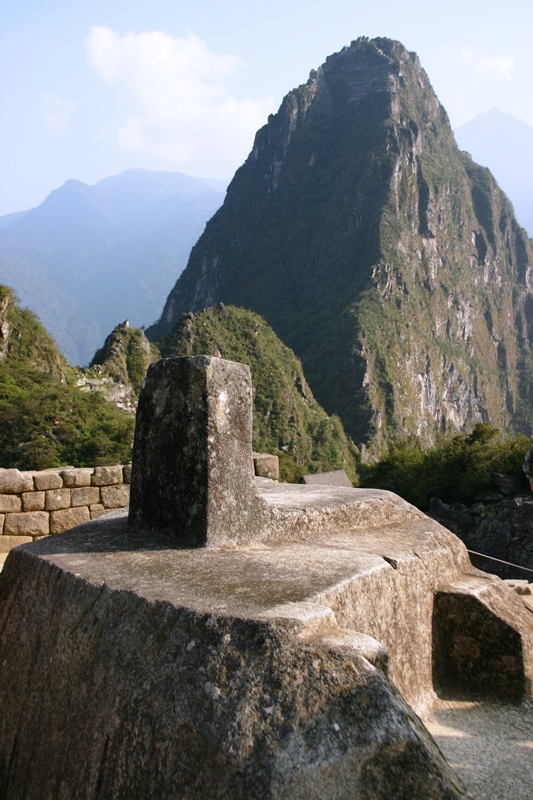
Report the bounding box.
[0,292,9,360]
[149,38,533,456]
[78,321,159,411]
[0,284,68,379]
[429,475,533,579]
[1,356,532,798]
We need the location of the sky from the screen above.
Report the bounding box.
[1,0,532,216]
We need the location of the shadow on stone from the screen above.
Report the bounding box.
[432,592,527,702]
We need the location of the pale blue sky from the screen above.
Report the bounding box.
[1,0,532,215]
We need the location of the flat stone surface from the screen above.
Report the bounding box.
[70,486,100,507]
[91,465,123,487]
[49,506,90,534]
[100,484,129,509]
[20,511,438,616]
[18,481,514,712]
[422,700,533,800]
[253,453,279,480]
[299,470,353,487]
[45,488,71,511]
[89,503,107,519]
[0,535,32,551]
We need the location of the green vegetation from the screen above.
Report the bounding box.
[90,322,160,397]
[360,422,530,510]
[160,305,359,482]
[0,288,358,481]
[151,37,533,456]
[0,286,134,469]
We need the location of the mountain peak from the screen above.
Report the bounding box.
[150,38,533,455]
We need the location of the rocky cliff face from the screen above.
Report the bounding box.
[150,37,533,456]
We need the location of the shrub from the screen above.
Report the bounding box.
[360,423,531,509]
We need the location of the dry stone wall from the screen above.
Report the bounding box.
[0,465,131,551]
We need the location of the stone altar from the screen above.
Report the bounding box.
[0,356,532,799]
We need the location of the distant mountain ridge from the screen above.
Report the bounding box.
[150,37,533,456]
[0,170,227,365]
[455,108,533,236]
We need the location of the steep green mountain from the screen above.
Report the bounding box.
[159,305,359,482]
[0,170,226,365]
[0,286,134,469]
[77,321,161,412]
[150,37,533,457]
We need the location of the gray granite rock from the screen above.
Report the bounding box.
[253,452,279,480]
[299,470,353,487]
[129,356,271,547]
[0,515,473,800]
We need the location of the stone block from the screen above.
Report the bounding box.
[33,472,63,491]
[4,512,49,536]
[61,469,93,488]
[0,495,22,513]
[22,492,46,512]
[89,504,107,519]
[253,453,279,480]
[122,464,132,484]
[492,472,518,496]
[0,515,488,800]
[50,506,90,534]
[91,466,124,487]
[0,469,34,494]
[129,356,267,547]
[433,591,528,701]
[299,469,353,487]
[100,485,129,509]
[0,535,33,551]
[45,488,71,511]
[71,487,100,507]
[0,514,3,534]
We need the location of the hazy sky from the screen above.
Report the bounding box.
[1,0,532,216]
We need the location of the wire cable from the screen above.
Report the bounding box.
[467,549,533,576]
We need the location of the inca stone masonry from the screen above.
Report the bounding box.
[0,356,531,799]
